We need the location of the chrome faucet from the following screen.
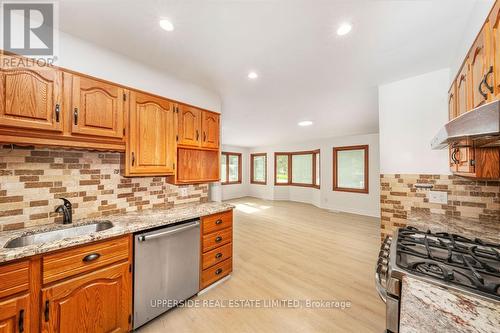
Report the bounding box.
[55,198,73,224]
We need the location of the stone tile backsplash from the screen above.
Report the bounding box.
[0,146,208,231]
[380,174,499,241]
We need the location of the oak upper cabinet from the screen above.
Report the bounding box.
[41,262,131,333]
[489,0,500,98]
[0,294,30,333]
[126,91,175,176]
[201,111,220,149]
[178,104,201,147]
[448,82,457,120]
[454,139,476,175]
[469,22,493,109]
[0,57,63,132]
[456,62,471,117]
[70,75,125,139]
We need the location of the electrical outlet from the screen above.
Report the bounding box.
[179,187,188,197]
[428,191,448,204]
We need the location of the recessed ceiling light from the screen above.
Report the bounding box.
[298,121,313,127]
[248,71,258,79]
[337,22,352,36]
[159,19,174,32]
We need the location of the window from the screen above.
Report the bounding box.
[274,150,320,188]
[251,153,267,184]
[333,145,368,193]
[221,152,241,185]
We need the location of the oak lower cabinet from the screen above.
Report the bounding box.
[126,91,176,176]
[0,294,30,333]
[0,56,63,132]
[41,262,131,333]
[200,210,233,290]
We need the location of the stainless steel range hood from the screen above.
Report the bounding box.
[431,100,500,149]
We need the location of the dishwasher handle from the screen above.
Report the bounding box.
[138,221,200,242]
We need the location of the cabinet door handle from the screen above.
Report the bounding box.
[451,149,458,164]
[215,268,223,275]
[82,253,100,262]
[54,104,60,122]
[73,108,79,125]
[203,132,206,142]
[215,236,223,243]
[18,309,24,332]
[215,219,223,225]
[215,252,223,259]
[483,66,494,94]
[196,130,199,141]
[44,300,49,322]
[131,152,135,166]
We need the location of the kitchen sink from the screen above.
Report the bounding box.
[3,221,114,248]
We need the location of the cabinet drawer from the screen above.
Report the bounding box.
[0,260,30,299]
[202,210,232,235]
[201,258,232,289]
[202,242,232,270]
[43,236,130,284]
[202,228,232,253]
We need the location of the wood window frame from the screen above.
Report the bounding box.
[274,150,320,189]
[221,152,242,185]
[250,153,267,185]
[332,145,369,194]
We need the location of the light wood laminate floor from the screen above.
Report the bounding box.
[137,197,386,333]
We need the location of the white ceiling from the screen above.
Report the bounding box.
[59,0,481,147]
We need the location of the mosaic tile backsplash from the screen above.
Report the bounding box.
[380,174,499,241]
[0,146,208,231]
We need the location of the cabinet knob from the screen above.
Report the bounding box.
[215,252,223,259]
[215,219,223,225]
[215,268,223,275]
[215,236,222,243]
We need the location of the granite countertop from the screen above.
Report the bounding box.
[400,275,500,333]
[0,201,234,263]
[407,212,500,244]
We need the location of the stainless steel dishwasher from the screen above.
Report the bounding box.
[133,218,200,329]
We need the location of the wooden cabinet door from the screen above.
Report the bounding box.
[178,105,201,147]
[490,0,500,98]
[71,75,124,138]
[456,63,471,117]
[0,60,63,132]
[201,111,220,149]
[454,139,475,174]
[41,262,131,333]
[469,24,492,109]
[127,91,175,176]
[448,83,457,120]
[0,294,30,333]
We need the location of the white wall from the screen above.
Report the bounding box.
[378,68,450,175]
[450,0,495,80]
[220,145,250,201]
[247,133,380,217]
[56,32,221,112]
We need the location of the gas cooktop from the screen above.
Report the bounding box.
[395,226,500,301]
